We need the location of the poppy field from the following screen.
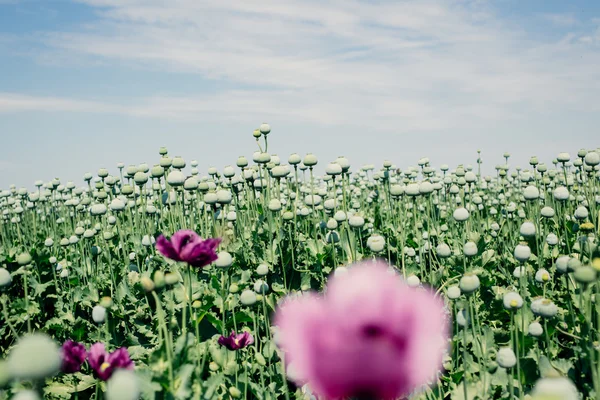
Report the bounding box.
[0,124,598,400]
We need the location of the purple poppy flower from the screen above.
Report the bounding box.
[274,260,450,400]
[60,340,87,373]
[88,343,134,381]
[218,331,254,351]
[156,230,221,268]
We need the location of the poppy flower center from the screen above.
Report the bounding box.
[100,362,110,372]
[362,324,384,338]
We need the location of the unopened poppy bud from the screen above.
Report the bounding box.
[140,277,155,293]
[100,296,113,308]
[153,271,166,289]
[229,387,242,398]
[164,272,180,285]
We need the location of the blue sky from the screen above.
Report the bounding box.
[1,0,599,188]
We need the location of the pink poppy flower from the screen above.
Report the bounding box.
[274,260,449,400]
[156,230,220,268]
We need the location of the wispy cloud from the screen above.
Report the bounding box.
[3,0,600,140]
[27,0,597,131]
[540,13,578,27]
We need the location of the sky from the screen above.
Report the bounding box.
[1,0,599,189]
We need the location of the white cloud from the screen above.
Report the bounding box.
[6,0,600,136]
[540,13,578,27]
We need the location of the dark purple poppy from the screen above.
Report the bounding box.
[156,230,221,268]
[218,331,254,351]
[88,343,134,381]
[60,340,87,373]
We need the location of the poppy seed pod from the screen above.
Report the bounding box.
[288,153,302,165]
[12,390,41,400]
[134,171,148,185]
[553,186,569,201]
[303,154,318,167]
[0,268,12,288]
[17,252,32,266]
[325,163,342,176]
[236,156,248,168]
[574,266,597,284]
[540,206,555,218]
[436,243,451,258]
[555,256,571,274]
[532,377,578,400]
[557,152,570,162]
[514,244,531,262]
[215,252,233,268]
[585,151,600,166]
[240,290,257,306]
[90,204,107,216]
[7,333,61,380]
[92,305,107,323]
[519,221,536,237]
[348,215,365,228]
[172,157,186,169]
[459,273,480,294]
[531,298,558,318]
[184,177,199,191]
[546,233,559,246]
[259,123,271,135]
[159,157,172,168]
[447,285,461,300]
[523,185,539,200]
[106,369,140,400]
[535,269,551,283]
[528,321,543,337]
[496,348,517,369]
[406,275,420,288]
[223,165,236,178]
[151,165,164,178]
[463,241,478,257]
[109,198,125,212]
[453,207,470,222]
[574,206,589,220]
[366,235,386,253]
[253,152,271,164]
[503,292,523,310]
[167,170,185,186]
[256,264,269,276]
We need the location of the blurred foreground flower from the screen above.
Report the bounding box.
[60,340,87,373]
[218,331,254,351]
[156,230,221,267]
[274,260,449,400]
[88,343,134,381]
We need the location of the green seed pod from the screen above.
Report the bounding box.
[574,266,597,284]
[229,387,242,398]
[240,290,257,306]
[459,273,480,294]
[100,296,113,309]
[0,360,10,388]
[0,268,12,288]
[192,300,202,309]
[153,271,166,289]
[17,252,32,266]
[229,283,240,294]
[209,362,219,372]
[164,272,180,285]
[140,277,155,293]
[7,333,61,380]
